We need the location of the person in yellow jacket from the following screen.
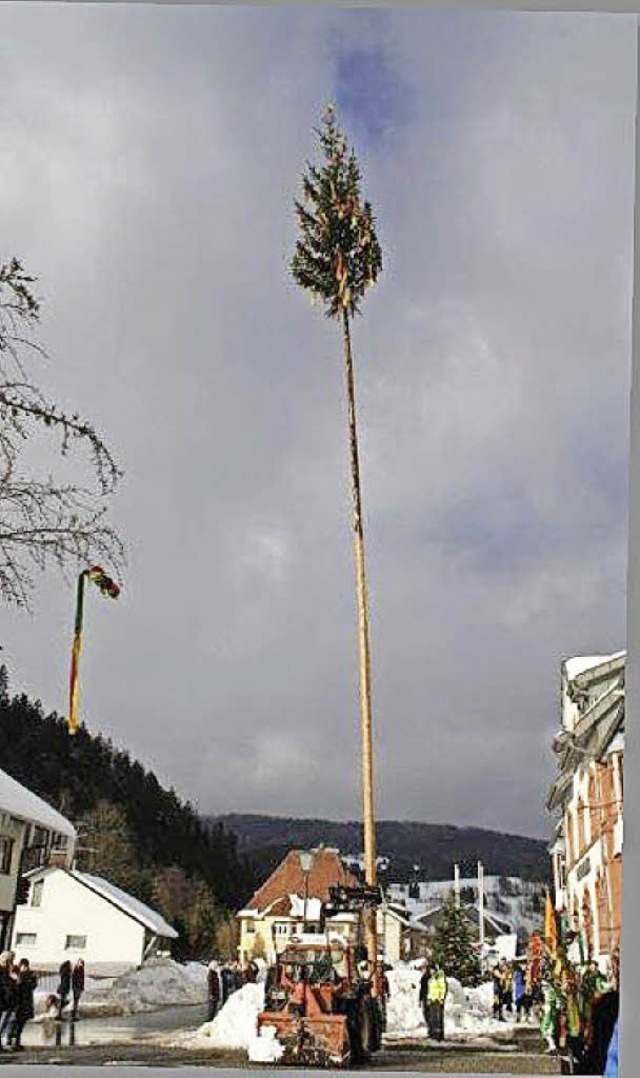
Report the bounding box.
[426,967,448,1041]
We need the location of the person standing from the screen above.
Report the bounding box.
[0,952,15,1048]
[513,964,530,1021]
[206,961,222,1023]
[220,963,235,1004]
[604,1017,618,1078]
[492,963,504,1021]
[418,965,431,1027]
[7,958,37,1051]
[71,959,85,1020]
[57,960,71,1019]
[426,966,447,1042]
[0,957,16,1049]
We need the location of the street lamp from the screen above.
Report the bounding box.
[299,850,314,932]
[68,566,120,736]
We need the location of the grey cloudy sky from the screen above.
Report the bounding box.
[0,6,633,838]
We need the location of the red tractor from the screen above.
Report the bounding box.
[256,884,385,1067]
[257,937,381,1066]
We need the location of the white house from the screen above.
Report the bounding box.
[11,866,177,976]
[0,768,76,951]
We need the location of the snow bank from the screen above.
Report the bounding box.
[172,962,522,1057]
[384,965,516,1046]
[60,958,208,1017]
[385,964,425,1039]
[176,982,265,1052]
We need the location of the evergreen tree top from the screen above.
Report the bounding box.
[291,105,382,320]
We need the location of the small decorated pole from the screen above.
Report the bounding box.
[68,566,120,736]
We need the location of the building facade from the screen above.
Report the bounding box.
[237,848,361,966]
[547,652,624,971]
[11,866,177,976]
[0,768,76,950]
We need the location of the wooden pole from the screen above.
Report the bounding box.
[68,570,88,735]
[341,308,378,976]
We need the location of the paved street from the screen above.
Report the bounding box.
[0,1029,560,1073]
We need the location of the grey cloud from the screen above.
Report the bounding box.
[0,7,632,840]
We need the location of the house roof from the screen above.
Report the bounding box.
[0,768,76,839]
[25,866,177,939]
[69,871,178,939]
[563,652,625,682]
[246,848,358,915]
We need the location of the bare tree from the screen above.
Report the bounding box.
[0,257,123,607]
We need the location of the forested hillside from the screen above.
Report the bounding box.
[0,669,256,958]
[211,813,550,883]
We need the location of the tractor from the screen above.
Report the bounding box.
[256,885,384,1067]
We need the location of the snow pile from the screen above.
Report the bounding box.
[177,982,265,1051]
[384,965,516,1046]
[247,1024,286,1063]
[385,964,425,1039]
[78,958,208,1016]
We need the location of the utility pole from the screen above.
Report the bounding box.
[453,863,460,909]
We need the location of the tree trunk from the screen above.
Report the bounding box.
[341,308,378,973]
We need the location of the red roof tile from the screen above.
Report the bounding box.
[247,849,358,914]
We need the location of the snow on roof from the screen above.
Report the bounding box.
[0,768,76,839]
[564,652,625,681]
[69,870,178,939]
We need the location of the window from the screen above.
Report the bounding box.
[65,935,87,950]
[0,838,13,875]
[16,933,36,946]
[31,880,43,907]
[245,922,255,933]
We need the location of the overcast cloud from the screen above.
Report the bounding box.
[0,7,634,838]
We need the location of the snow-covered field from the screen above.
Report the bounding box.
[34,958,208,1018]
[170,961,534,1058]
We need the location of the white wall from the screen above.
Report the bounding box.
[11,870,145,972]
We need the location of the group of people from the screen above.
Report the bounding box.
[537,946,619,1075]
[206,959,259,1022]
[418,964,448,1042]
[0,951,38,1051]
[492,957,539,1022]
[0,952,86,1052]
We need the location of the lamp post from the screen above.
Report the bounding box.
[68,566,120,736]
[299,850,314,933]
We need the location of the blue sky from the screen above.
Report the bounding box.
[0,6,634,838]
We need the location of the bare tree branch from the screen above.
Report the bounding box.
[0,257,124,609]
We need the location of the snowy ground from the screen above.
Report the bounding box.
[169,961,537,1060]
[34,958,208,1019]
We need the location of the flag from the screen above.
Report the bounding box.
[67,566,120,735]
[87,566,120,599]
[544,890,558,956]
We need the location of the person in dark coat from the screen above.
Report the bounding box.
[7,959,37,1050]
[418,965,431,1026]
[71,959,85,1020]
[220,964,235,1004]
[0,957,17,1049]
[57,960,72,1018]
[206,961,221,1023]
[492,964,505,1021]
[581,988,618,1075]
[0,952,15,1047]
